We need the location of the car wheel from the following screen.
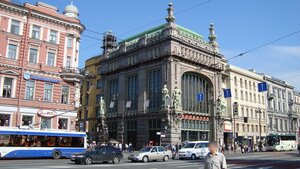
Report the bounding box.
[163,155,169,162]
[142,156,149,163]
[85,157,92,165]
[52,150,61,159]
[112,156,120,164]
[191,154,196,160]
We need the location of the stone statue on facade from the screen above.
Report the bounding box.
[74,82,81,108]
[99,96,106,117]
[216,92,226,115]
[162,84,170,108]
[172,86,182,109]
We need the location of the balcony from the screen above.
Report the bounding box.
[267,93,275,100]
[288,99,294,105]
[59,67,85,82]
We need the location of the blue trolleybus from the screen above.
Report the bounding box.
[0,128,87,159]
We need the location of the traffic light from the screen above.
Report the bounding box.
[244,117,248,123]
[233,102,238,115]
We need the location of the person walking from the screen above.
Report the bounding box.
[204,141,227,169]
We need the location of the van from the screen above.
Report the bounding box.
[178,141,209,160]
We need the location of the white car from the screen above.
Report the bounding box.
[178,141,209,160]
[128,146,172,162]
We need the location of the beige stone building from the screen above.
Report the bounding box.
[224,65,267,145]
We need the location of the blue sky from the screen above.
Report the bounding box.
[25,0,300,90]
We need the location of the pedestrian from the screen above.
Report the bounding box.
[204,141,227,169]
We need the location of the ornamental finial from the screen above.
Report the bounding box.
[166,3,175,23]
[209,23,219,53]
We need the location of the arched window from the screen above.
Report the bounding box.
[181,72,213,114]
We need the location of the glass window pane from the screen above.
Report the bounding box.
[8,44,17,59]
[29,48,38,63]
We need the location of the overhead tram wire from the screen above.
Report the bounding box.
[228,29,300,61]
[117,0,213,37]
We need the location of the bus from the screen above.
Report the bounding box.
[0,128,87,159]
[265,134,297,151]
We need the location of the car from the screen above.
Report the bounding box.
[178,141,209,160]
[128,146,172,163]
[70,146,123,165]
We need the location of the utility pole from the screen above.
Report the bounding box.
[233,102,238,153]
[257,108,262,143]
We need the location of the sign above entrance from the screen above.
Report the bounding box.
[37,109,57,118]
[23,72,60,83]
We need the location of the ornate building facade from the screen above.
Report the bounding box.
[0,1,84,131]
[263,74,296,136]
[97,3,226,148]
[224,66,267,145]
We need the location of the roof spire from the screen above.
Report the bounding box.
[209,23,219,53]
[166,2,175,23]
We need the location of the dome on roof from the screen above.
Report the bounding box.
[63,2,79,19]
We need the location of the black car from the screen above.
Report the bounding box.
[70,146,123,165]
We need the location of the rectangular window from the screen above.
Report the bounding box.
[58,118,68,129]
[10,19,20,35]
[275,118,278,130]
[66,56,71,68]
[109,79,119,116]
[29,48,38,63]
[67,36,72,48]
[40,117,51,129]
[47,52,55,66]
[97,79,102,89]
[127,75,138,112]
[3,77,13,98]
[61,86,69,104]
[280,119,283,131]
[43,83,53,102]
[25,80,34,100]
[0,114,10,126]
[31,25,40,39]
[284,119,287,131]
[7,44,17,59]
[49,30,57,43]
[22,115,33,126]
[148,70,162,112]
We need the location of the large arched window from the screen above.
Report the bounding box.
[181,72,213,114]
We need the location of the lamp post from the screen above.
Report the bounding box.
[256,108,262,144]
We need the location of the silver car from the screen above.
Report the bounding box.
[128,146,172,162]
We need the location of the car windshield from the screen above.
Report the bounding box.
[140,147,152,152]
[183,143,196,148]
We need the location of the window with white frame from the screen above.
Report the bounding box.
[46,51,55,66]
[40,117,51,129]
[43,83,53,102]
[49,30,57,43]
[29,48,38,63]
[67,35,72,48]
[3,77,13,98]
[7,44,18,59]
[22,115,33,126]
[58,118,68,129]
[66,56,71,68]
[31,25,40,39]
[61,86,69,104]
[25,80,34,100]
[0,114,10,126]
[10,19,20,35]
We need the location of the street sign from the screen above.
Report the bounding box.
[223,88,232,98]
[258,82,267,92]
[156,132,161,135]
[197,93,204,102]
[160,135,166,138]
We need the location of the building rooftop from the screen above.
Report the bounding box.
[119,23,205,44]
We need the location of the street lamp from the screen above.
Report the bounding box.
[256,108,262,144]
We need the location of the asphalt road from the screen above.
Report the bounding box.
[0,151,299,169]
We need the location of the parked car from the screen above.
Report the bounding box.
[70,146,123,165]
[128,146,172,162]
[178,141,209,160]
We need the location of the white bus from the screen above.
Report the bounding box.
[265,134,297,151]
[0,128,87,159]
